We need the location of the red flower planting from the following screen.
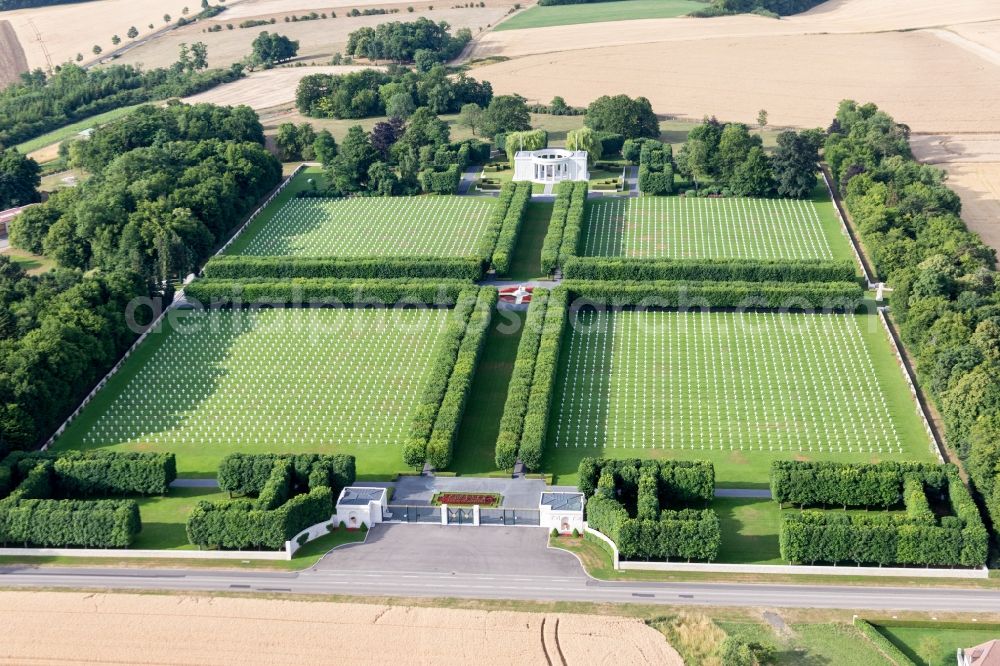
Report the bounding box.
[434,493,499,506]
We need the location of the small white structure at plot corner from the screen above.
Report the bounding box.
[539,491,585,535]
[513,149,589,184]
[335,486,387,529]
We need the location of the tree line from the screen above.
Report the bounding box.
[0,62,241,149]
[344,18,471,68]
[823,100,1000,537]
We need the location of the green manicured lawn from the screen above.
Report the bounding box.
[716,621,893,665]
[581,185,853,263]
[496,0,704,31]
[226,168,496,258]
[449,311,524,475]
[2,248,55,275]
[52,307,454,478]
[875,623,1000,666]
[507,201,553,280]
[714,497,782,564]
[544,311,936,486]
[15,105,142,154]
[132,487,230,550]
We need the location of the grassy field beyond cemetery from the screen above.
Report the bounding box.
[226,170,496,258]
[580,187,852,262]
[53,308,453,478]
[544,310,936,486]
[875,622,1000,666]
[496,0,704,31]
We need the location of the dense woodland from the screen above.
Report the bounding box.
[344,18,471,67]
[1,103,281,455]
[824,100,1000,537]
[0,63,241,149]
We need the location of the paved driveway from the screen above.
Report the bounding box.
[315,523,585,577]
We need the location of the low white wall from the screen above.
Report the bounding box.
[820,166,874,288]
[618,560,989,579]
[0,547,289,561]
[583,524,619,569]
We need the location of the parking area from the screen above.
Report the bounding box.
[315,523,585,577]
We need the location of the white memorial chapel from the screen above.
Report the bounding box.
[513,149,589,184]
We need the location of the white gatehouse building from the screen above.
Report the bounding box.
[513,149,589,184]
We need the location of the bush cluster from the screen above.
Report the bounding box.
[187,453,356,550]
[773,461,987,567]
[418,163,461,194]
[403,288,480,467]
[490,182,532,275]
[204,255,484,281]
[577,458,715,503]
[562,279,864,310]
[183,278,471,307]
[637,140,674,195]
[518,288,568,469]
[582,459,720,561]
[562,257,858,284]
[495,290,549,469]
[427,288,497,468]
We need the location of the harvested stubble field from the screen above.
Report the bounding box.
[183,65,381,110]
[468,0,1000,132]
[53,307,452,477]
[116,4,513,71]
[1,0,196,73]
[545,310,936,486]
[911,133,1000,253]
[0,592,683,665]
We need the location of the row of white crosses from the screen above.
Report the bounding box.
[79,308,449,448]
[552,310,904,455]
[582,196,834,261]
[239,196,494,257]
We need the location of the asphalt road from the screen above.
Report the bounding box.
[2,564,1000,612]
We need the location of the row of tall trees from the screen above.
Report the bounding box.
[0,61,241,149]
[824,101,1000,536]
[296,65,492,120]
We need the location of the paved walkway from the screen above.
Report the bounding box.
[369,476,548,509]
[171,478,220,488]
[456,166,480,195]
[715,488,772,498]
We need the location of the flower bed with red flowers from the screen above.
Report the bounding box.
[430,492,502,507]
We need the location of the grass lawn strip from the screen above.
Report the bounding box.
[496,0,704,31]
[874,622,1000,666]
[544,310,934,486]
[53,308,452,478]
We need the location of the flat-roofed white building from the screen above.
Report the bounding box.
[513,149,589,184]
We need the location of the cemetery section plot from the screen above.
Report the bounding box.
[53,308,453,477]
[229,195,497,258]
[579,194,853,262]
[545,310,937,485]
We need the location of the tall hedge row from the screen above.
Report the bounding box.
[217,453,356,496]
[540,181,575,274]
[562,257,858,284]
[183,278,471,307]
[852,619,917,666]
[0,497,141,548]
[490,182,532,275]
[586,496,721,561]
[495,290,549,469]
[204,255,484,281]
[426,288,497,469]
[563,280,864,310]
[637,140,674,195]
[518,287,568,469]
[577,458,714,504]
[773,462,987,567]
[7,451,176,496]
[418,164,461,194]
[557,182,589,268]
[187,453,354,550]
[402,287,480,468]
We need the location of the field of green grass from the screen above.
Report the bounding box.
[717,621,893,665]
[875,622,1000,666]
[544,310,936,486]
[53,307,454,478]
[581,186,852,262]
[496,0,705,31]
[15,105,142,154]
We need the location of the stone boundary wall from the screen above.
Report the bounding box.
[819,165,875,288]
